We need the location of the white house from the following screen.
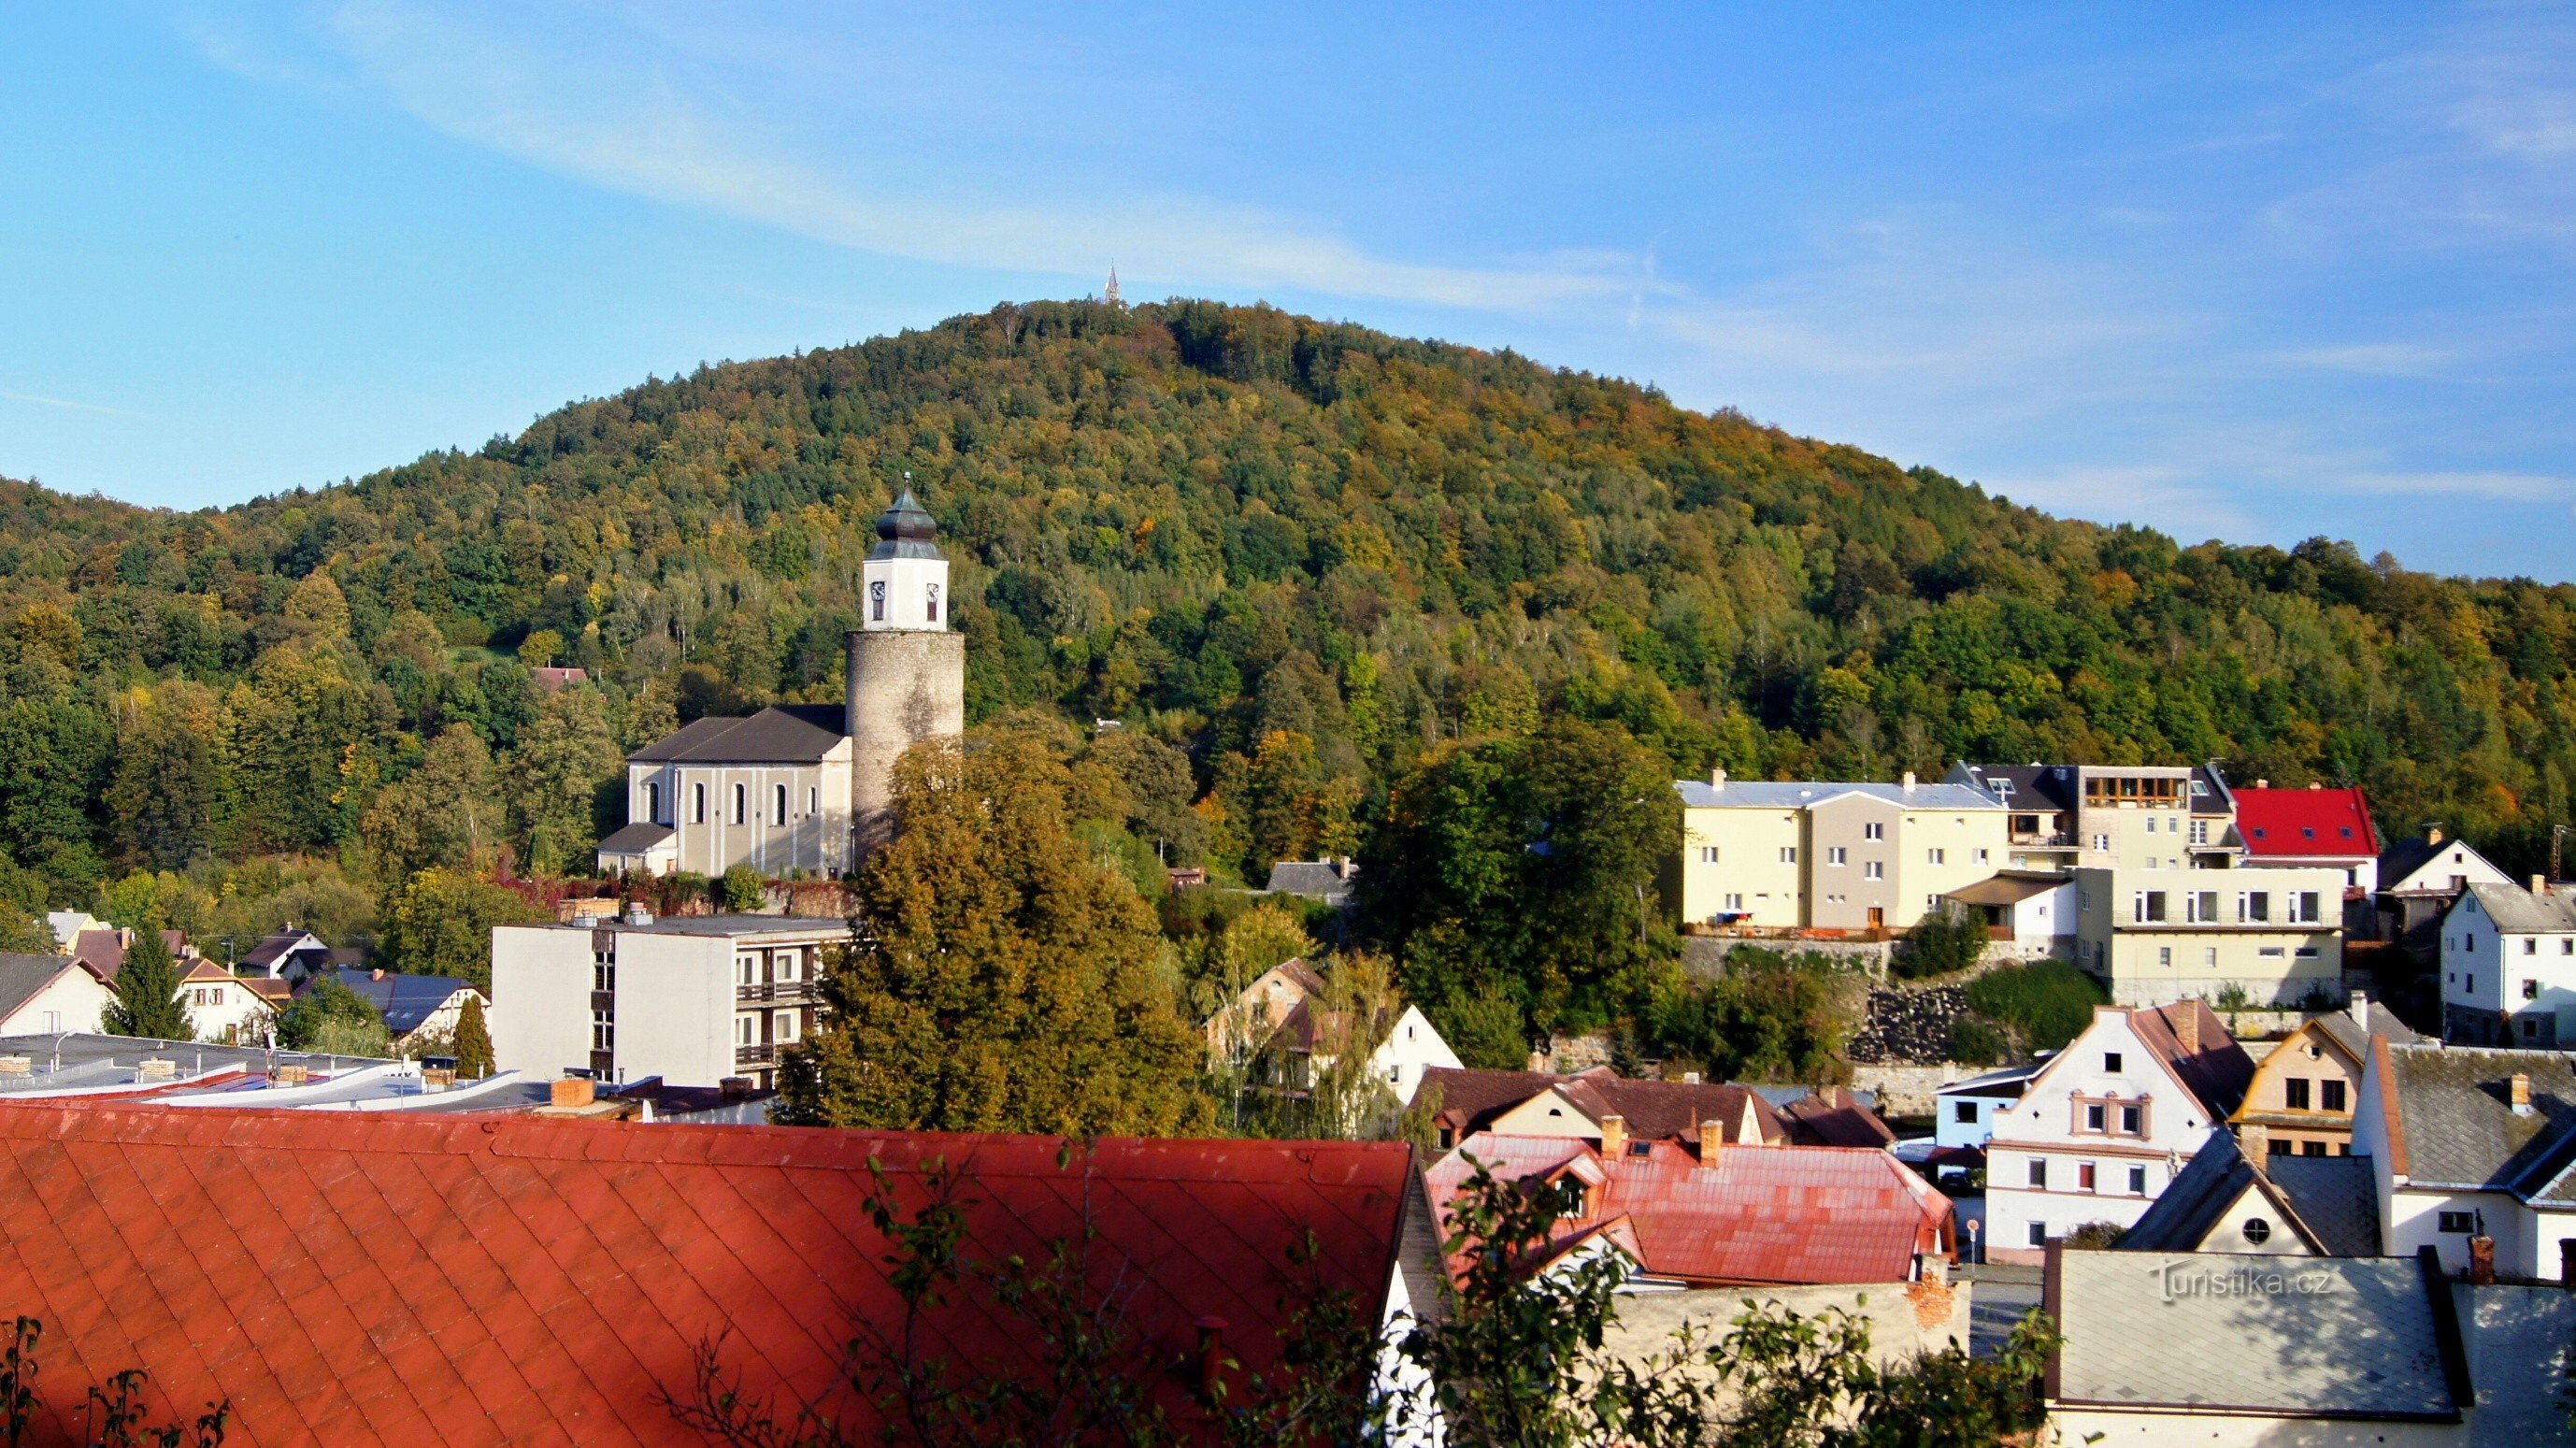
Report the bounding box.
[2376,827,2514,955]
[1980,1001,2254,1264]
[492,910,846,1090]
[2354,1039,2576,1282]
[1370,1004,1463,1106]
[0,953,115,1037]
[1933,1061,2041,1153]
[1203,958,1461,1108]
[2437,878,2576,1046]
[177,959,291,1045]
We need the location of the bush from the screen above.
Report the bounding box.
[1964,960,2106,1053]
[720,865,767,913]
[1432,985,1534,1070]
[1646,951,1857,1083]
[2064,1220,2128,1249]
[1948,1015,2008,1065]
[1895,912,1988,981]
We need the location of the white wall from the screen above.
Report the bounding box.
[490,925,593,1080]
[615,933,737,1087]
[1982,1009,2224,1259]
[0,968,112,1037]
[2050,1406,2463,1446]
[1372,1005,1462,1106]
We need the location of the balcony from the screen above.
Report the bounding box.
[736,981,821,1006]
[735,1043,779,1068]
[2008,830,2076,848]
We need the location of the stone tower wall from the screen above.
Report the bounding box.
[844,629,966,855]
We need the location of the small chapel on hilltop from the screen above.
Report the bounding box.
[594,490,966,878]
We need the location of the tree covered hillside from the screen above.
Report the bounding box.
[1,297,2571,957]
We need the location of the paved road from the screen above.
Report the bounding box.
[1962,1265,2042,1358]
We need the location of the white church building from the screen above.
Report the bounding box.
[596,490,966,878]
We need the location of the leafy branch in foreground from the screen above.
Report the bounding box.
[0,1315,229,1448]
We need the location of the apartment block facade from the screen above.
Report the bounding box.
[1667,770,2008,931]
[2071,865,2346,1008]
[1946,762,2240,874]
[491,912,846,1090]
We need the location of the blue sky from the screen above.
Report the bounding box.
[4,4,2572,581]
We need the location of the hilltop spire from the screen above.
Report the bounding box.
[1104,263,1123,308]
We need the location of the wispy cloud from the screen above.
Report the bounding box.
[2336,468,2570,502]
[286,0,1660,315]
[0,388,135,417]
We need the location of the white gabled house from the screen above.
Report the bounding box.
[2354,1039,2576,1281]
[1979,1001,2254,1264]
[2437,878,2576,1047]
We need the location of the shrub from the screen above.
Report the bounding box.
[1895,912,1988,981]
[720,865,766,913]
[2064,1220,2128,1249]
[1964,960,2106,1053]
[1948,1015,2008,1065]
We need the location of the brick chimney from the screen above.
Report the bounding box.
[1902,770,1917,790]
[1710,766,1727,789]
[2468,1235,2497,1285]
[2171,1004,2199,1054]
[1599,1113,1627,1159]
[2511,1072,2533,1114]
[1699,1117,1726,1162]
[2426,825,2443,846]
[2239,1124,2269,1162]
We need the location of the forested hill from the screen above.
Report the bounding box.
[2,297,2572,922]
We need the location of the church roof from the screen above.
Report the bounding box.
[628,704,848,765]
[868,488,945,562]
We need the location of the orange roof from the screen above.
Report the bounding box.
[0,1107,1411,1444]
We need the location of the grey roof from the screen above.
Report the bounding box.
[1948,763,2075,812]
[866,488,946,562]
[596,822,676,853]
[2308,1000,2426,1058]
[2378,835,2495,893]
[2189,762,2236,816]
[2121,1132,2379,1256]
[628,704,847,765]
[1672,779,2002,810]
[2384,1044,2576,1197]
[2454,880,2576,933]
[239,929,327,969]
[2051,1249,2464,1420]
[1938,1061,2042,1097]
[306,970,477,1037]
[0,955,78,1021]
[1265,860,1356,897]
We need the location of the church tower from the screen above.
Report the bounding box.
[845,489,966,854]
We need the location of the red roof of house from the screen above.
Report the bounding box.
[1420,1066,1788,1146]
[0,1107,1410,1445]
[2233,786,2379,860]
[1424,1133,1951,1287]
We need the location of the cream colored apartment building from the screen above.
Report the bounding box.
[1945,762,2241,874]
[1667,770,2010,932]
[2071,865,2346,1008]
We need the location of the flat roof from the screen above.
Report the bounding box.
[504,914,854,939]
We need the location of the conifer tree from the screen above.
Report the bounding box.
[102,924,191,1041]
[451,994,494,1078]
[780,732,1210,1136]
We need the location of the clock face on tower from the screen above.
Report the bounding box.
[869,580,885,622]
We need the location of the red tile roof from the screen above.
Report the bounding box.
[1775,1086,1898,1149]
[2233,786,2379,860]
[0,1106,1410,1445]
[1424,1133,1951,1288]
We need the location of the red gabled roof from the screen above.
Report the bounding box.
[0,1107,1410,1445]
[1425,1133,1950,1287]
[2233,786,2379,860]
[1420,1067,1787,1146]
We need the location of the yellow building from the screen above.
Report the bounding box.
[2072,865,2347,1008]
[1667,770,2010,932]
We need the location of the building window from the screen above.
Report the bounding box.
[1780,847,1797,864]
[2240,891,2270,923]
[2466,973,2475,994]
[1723,893,1743,910]
[737,955,757,985]
[2027,1159,2046,1187]
[2290,892,2322,925]
[1864,822,1885,841]
[693,783,707,824]
[2437,1211,2475,1234]
[737,1015,755,1046]
[2563,939,2572,955]
[644,781,661,824]
[2104,1052,2123,1073]
[809,786,820,814]
[2294,946,2320,959]
[2078,1162,2097,1192]
[2526,1016,2542,1039]
[925,582,940,624]
[775,1012,800,1044]
[1927,848,1945,865]
[2285,1078,2311,1110]
[2027,1222,2046,1247]
[2204,946,2218,968]
[2120,1105,2140,1134]
[2190,819,2208,844]
[1953,1101,1977,1124]
[1696,846,1720,864]
[2157,947,2171,968]
[2526,980,2541,1000]
[591,1011,614,1051]
[775,782,789,823]
[1827,847,1847,867]
[2127,1165,2147,1194]
[2322,1080,2347,1111]
[2187,890,2217,923]
[1864,861,1884,881]
[2084,1103,2106,1131]
[2242,1217,2271,1244]
[870,580,885,622]
[2524,938,2539,955]
[731,783,747,825]
[2259,946,2287,959]
[592,955,616,993]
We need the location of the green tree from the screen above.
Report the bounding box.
[780,733,1211,1136]
[378,868,542,991]
[451,993,494,1077]
[1894,912,1989,981]
[275,976,388,1054]
[720,865,766,913]
[106,684,222,871]
[361,725,499,885]
[102,925,191,1041]
[506,685,623,875]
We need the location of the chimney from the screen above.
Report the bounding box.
[1710,766,1727,789]
[2533,875,2549,898]
[1902,770,1917,790]
[371,968,385,981]
[2255,779,2269,790]
[2239,1124,2269,1162]
[1699,1117,1726,1162]
[1599,1113,1627,1159]
[2468,1235,2497,1285]
[2426,825,2443,846]
[2349,989,2370,1031]
[550,1077,595,1109]
[2309,781,2321,790]
[2511,1072,2533,1114]
[2171,1004,2199,1054]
